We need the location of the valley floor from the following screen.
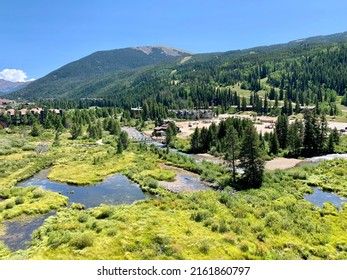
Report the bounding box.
[0,127,347,260]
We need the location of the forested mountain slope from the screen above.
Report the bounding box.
[8,31,347,112]
[9,46,191,100]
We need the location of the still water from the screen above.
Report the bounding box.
[17,169,150,208]
[1,213,54,252]
[304,188,347,210]
[0,170,151,251]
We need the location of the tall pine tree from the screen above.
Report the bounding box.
[239,125,265,189]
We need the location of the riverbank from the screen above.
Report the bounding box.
[265,157,303,170]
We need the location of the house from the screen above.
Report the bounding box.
[0,107,63,125]
[152,120,180,137]
[0,99,17,110]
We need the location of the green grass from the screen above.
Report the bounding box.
[2,125,347,260]
[6,165,347,260]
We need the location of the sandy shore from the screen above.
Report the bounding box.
[265,157,303,170]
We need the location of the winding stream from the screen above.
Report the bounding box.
[125,127,347,209]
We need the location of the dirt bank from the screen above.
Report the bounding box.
[265,157,303,170]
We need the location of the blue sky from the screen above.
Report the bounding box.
[1,0,346,80]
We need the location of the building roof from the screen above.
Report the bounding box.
[6,109,15,116]
[49,109,61,114]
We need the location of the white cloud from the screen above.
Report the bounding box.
[0,69,31,82]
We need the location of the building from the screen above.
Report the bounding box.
[0,107,63,125]
[131,107,143,118]
[169,109,213,120]
[152,120,180,137]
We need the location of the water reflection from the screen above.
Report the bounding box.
[17,170,151,208]
[0,213,53,251]
[304,187,347,210]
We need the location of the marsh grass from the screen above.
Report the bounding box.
[2,128,347,260]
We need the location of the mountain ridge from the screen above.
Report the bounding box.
[6,31,347,101]
[7,46,191,100]
[0,79,32,96]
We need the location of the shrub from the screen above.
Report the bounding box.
[71,203,85,210]
[70,232,94,249]
[106,228,117,237]
[22,144,36,151]
[5,201,15,209]
[264,211,282,227]
[147,178,158,189]
[15,196,24,205]
[32,188,45,198]
[48,232,71,249]
[288,170,308,180]
[239,240,249,252]
[94,206,114,219]
[219,192,230,205]
[77,214,89,223]
[224,233,236,244]
[211,223,219,232]
[190,210,210,222]
[198,240,210,254]
[218,219,229,233]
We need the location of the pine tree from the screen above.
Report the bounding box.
[275,114,288,149]
[303,110,319,155]
[239,125,265,189]
[225,125,239,183]
[199,127,210,152]
[70,123,82,139]
[119,131,129,150]
[116,140,123,154]
[288,120,304,156]
[318,114,328,153]
[295,98,301,114]
[241,97,247,111]
[288,99,293,115]
[190,127,200,152]
[264,94,268,114]
[52,130,61,147]
[269,87,275,100]
[165,125,175,153]
[31,123,41,137]
[269,132,280,155]
[327,128,340,153]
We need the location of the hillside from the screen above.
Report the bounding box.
[9,46,191,100]
[7,31,347,105]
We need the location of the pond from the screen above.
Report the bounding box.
[0,169,152,252]
[304,187,347,210]
[0,213,54,251]
[17,169,151,208]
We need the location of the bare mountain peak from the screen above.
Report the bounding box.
[0,79,32,94]
[132,46,192,56]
